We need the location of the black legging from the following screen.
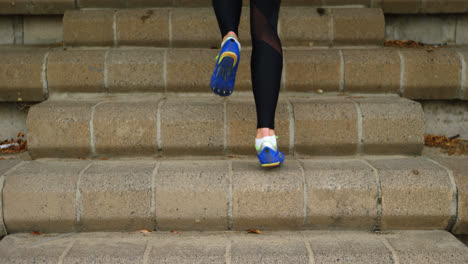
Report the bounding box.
[213,0,283,129]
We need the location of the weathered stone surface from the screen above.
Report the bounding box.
[421,100,468,138]
[421,0,468,13]
[171,7,250,48]
[116,9,169,46]
[63,10,114,46]
[127,0,172,7]
[307,231,394,263]
[155,161,229,230]
[279,7,330,47]
[226,98,289,155]
[285,49,341,92]
[456,17,468,45]
[332,8,384,46]
[0,17,14,45]
[171,8,219,48]
[27,101,96,158]
[292,97,358,155]
[0,159,21,237]
[385,230,468,263]
[355,97,424,155]
[160,97,224,155]
[282,0,322,5]
[64,232,146,263]
[79,0,172,8]
[0,160,21,176]
[3,161,87,233]
[0,0,29,14]
[149,232,227,263]
[381,0,421,14]
[0,49,46,102]
[79,161,154,231]
[47,49,106,93]
[107,48,165,92]
[23,16,63,45]
[93,99,160,157]
[174,0,213,6]
[367,157,453,230]
[232,160,304,230]
[232,233,310,263]
[28,0,74,14]
[432,157,468,235]
[401,48,461,100]
[1,231,467,263]
[458,49,468,100]
[302,159,379,230]
[0,233,74,263]
[386,16,457,45]
[343,48,400,93]
[78,0,126,8]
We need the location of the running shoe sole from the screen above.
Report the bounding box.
[261,161,281,168]
[210,38,240,97]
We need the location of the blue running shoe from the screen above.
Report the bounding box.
[210,36,241,97]
[256,139,285,168]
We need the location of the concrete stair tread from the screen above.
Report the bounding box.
[1,46,467,102]
[0,230,467,263]
[62,7,384,47]
[1,0,467,14]
[0,156,466,235]
[25,94,425,158]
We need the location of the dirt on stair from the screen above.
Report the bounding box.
[424,134,468,156]
[384,40,443,50]
[0,133,27,155]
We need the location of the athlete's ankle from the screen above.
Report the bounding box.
[223,31,239,43]
[256,128,275,139]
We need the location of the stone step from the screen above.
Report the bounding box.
[1,46,467,103]
[63,7,384,47]
[4,13,468,47]
[1,0,468,14]
[26,94,424,158]
[0,156,466,235]
[1,231,467,263]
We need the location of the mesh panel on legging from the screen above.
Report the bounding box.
[212,0,243,39]
[212,0,282,129]
[250,0,282,129]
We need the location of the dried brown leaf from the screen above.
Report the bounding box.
[246,229,263,234]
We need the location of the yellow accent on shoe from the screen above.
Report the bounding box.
[219,51,238,68]
[261,162,281,168]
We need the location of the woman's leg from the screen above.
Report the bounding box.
[211,0,243,96]
[250,0,284,166]
[250,0,282,136]
[212,0,242,41]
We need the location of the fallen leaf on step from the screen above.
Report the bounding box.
[384,40,443,50]
[30,231,43,235]
[246,229,263,234]
[138,230,151,234]
[171,230,182,234]
[1,134,27,154]
[424,134,468,155]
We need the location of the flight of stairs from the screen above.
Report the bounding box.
[0,0,467,262]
